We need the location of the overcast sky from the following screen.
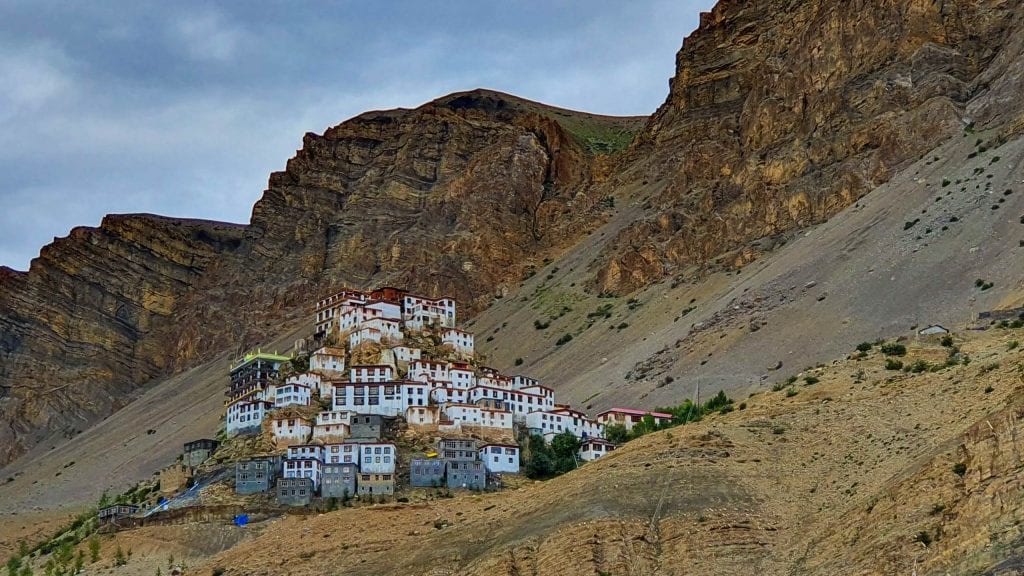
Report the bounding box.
[0,1,713,270]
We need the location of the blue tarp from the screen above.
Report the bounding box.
[234,514,249,527]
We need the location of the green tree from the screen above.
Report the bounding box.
[53,543,72,568]
[114,546,126,567]
[87,536,101,563]
[630,414,659,438]
[704,390,731,411]
[7,555,23,576]
[523,435,555,479]
[604,423,629,444]
[550,431,581,474]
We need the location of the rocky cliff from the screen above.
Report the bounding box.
[0,91,643,466]
[594,0,1024,293]
[5,0,1024,470]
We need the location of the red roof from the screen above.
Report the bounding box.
[598,407,673,419]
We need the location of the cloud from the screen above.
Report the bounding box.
[0,43,72,120]
[0,1,715,270]
[169,8,247,63]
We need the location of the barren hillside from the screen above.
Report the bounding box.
[4,0,1024,572]
[8,328,1018,575]
[472,121,1024,411]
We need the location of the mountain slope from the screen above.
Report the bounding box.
[0,91,642,467]
[188,331,1024,575]
[595,0,1024,294]
[470,120,1024,410]
[4,0,1024,539]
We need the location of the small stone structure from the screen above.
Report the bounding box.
[410,457,445,487]
[98,504,140,523]
[446,460,485,490]
[183,439,219,468]
[321,463,357,498]
[235,457,278,495]
[276,477,314,506]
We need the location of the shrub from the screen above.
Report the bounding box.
[114,546,127,567]
[212,568,226,576]
[738,402,747,410]
[555,333,573,346]
[885,359,904,370]
[771,426,786,435]
[880,343,907,356]
[616,322,629,330]
[915,531,932,546]
[984,385,994,393]
[88,536,101,563]
[952,462,967,477]
[856,342,873,352]
[907,360,930,373]
[942,178,950,187]
[940,335,954,347]
[785,388,798,398]
[514,357,523,366]
[533,319,550,330]
[803,376,820,385]
[1008,341,1019,351]
[7,556,23,576]
[771,382,786,392]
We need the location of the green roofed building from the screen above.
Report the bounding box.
[228,351,292,403]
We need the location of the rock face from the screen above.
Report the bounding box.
[0,91,642,467]
[4,0,1024,468]
[0,216,248,465]
[594,0,1024,293]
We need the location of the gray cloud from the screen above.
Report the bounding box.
[0,0,713,270]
